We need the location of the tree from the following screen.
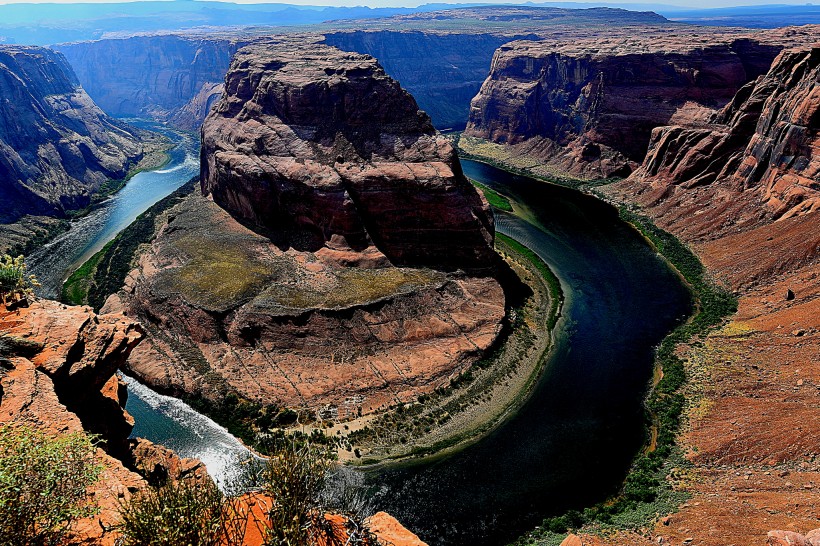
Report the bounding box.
[0,425,102,546]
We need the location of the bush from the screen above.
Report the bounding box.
[0,255,39,305]
[0,425,102,546]
[117,479,249,546]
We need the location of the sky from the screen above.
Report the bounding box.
[0,0,814,10]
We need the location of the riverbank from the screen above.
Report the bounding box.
[453,156,740,546]
[0,127,174,258]
[333,230,563,466]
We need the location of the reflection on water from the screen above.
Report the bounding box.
[29,121,199,298]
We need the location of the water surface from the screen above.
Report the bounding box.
[367,160,693,545]
[29,121,198,298]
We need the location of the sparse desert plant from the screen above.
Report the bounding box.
[0,255,39,305]
[259,438,375,546]
[0,424,102,546]
[116,478,249,546]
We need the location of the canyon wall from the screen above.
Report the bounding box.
[113,41,504,416]
[57,35,252,130]
[0,46,144,222]
[202,40,496,270]
[613,45,820,281]
[465,34,789,178]
[323,31,529,129]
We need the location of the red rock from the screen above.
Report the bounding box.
[561,534,584,546]
[201,40,495,271]
[804,529,820,546]
[768,530,811,546]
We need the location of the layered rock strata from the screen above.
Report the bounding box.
[0,300,205,544]
[0,46,145,222]
[201,41,495,271]
[57,35,252,130]
[579,46,820,546]
[619,46,820,246]
[464,27,819,178]
[112,42,505,416]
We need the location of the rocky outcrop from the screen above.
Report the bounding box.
[0,46,145,222]
[0,299,206,543]
[464,27,820,179]
[465,34,790,178]
[623,47,820,233]
[57,35,252,130]
[202,41,495,271]
[110,41,505,416]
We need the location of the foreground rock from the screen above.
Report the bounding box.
[0,46,146,223]
[0,300,205,544]
[464,27,819,179]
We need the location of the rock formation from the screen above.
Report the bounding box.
[0,46,145,222]
[110,41,504,417]
[57,35,252,130]
[201,41,496,271]
[323,31,531,129]
[585,45,820,546]
[464,27,818,178]
[0,299,206,544]
[620,46,820,243]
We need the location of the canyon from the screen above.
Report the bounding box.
[463,26,817,179]
[56,7,678,132]
[0,45,148,223]
[0,6,818,545]
[105,41,506,425]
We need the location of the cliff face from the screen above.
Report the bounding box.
[587,46,820,546]
[202,41,495,271]
[323,31,528,129]
[57,36,251,130]
[111,41,504,416]
[0,300,206,544]
[465,36,785,178]
[0,46,144,222]
[618,46,820,245]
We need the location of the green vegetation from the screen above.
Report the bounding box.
[117,479,247,546]
[348,233,562,464]
[472,179,513,212]
[510,208,737,545]
[0,254,39,305]
[117,439,373,546]
[496,234,562,331]
[61,178,197,309]
[0,425,102,546]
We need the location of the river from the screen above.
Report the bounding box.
[26,134,692,545]
[366,160,692,545]
[28,120,199,298]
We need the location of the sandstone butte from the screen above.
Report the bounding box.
[107,40,506,419]
[553,44,820,546]
[464,26,819,180]
[0,300,426,545]
[0,45,146,223]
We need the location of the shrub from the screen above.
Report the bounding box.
[0,255,39,305]
[117,479,249,546]
[259,438,374,546]
[0,425,102,546]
